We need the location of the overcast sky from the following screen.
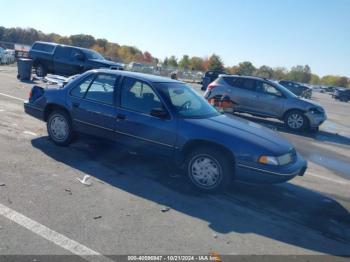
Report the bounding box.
[1,0,349,76]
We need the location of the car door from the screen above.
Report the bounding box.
[114,77,177,157]
[69,73,119,139]
[228,78,259,113]
[68,48,85,75]
[255,81,286,117]
[53,46,73,76]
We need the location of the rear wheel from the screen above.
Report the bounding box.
[185,147,232,193]
[47,110,73,146]
[285,110,309,131]
[35,64,47,77]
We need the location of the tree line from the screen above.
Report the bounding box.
[0,26,348,87]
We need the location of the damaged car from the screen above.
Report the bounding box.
[24,70,307,192]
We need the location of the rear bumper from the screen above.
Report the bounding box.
[24,102,44,121]
[235,153,307,184]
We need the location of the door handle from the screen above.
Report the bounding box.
[116,113,126,121]
[72,102,80,107]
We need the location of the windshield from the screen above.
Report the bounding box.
[83,49,105,60]
[271,81,298,98]
[157,82,220,118]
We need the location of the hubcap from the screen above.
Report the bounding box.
[287,114,304,129]
[189,155,221,188]
[37,66,43,76]
[50,115,68,141]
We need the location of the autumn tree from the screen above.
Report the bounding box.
[178,55,190,70]
[163,57,169,67]
[236,61,256,76]
[207,54,224,71]
[69,34,95,48]
[168,56,178,67]
[189,56,205,71]
[288,65,312,83]
[310,74,321,85]
[255,65,273,79]
[272,67,288,80]
[142,51,153,63]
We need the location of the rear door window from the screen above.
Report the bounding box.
[85,74,117,105]
[223,77,238,86]
[235,78,257,91]
[70,75,95,98]
[55,46,72,59]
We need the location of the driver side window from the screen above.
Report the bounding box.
[120,77,162,115]
[260,82,282,97]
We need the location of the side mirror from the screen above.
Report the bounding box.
[75,53,85,61]
[150,107,168,119]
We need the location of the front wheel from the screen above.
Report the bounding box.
[47,110,73,146]
[285,110,309,131]
[185,147,232,193]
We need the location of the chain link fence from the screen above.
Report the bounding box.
[122,62,203,83]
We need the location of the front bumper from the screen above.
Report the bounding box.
[24,102,44,121]
[305,112,327,128]
[235,153,307,184]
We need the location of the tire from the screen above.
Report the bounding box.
[185,147,232,193]
[47,110,74,146]
[35,64,47,77]
[284,110,309,131]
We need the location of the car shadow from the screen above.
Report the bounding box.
[31,136,350,255]
[232,113,350,147]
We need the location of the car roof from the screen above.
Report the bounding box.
[33,41,90,52]
[91,69,182,84]
[33,41,58,46]
[220,75,267,81]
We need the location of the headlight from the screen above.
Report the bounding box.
[258,156,279,165]
[259,152,293,166]
[309,107,324,114]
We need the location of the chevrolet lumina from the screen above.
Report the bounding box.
[24,70,307,192]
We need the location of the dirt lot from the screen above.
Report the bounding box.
[0,65,349,260]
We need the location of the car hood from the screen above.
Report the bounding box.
[188,114,293,155]
[297,97,322,108]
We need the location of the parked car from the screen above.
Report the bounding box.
[333,88,350,102]
[204,75,326,132]
[24,69,307,192]
[29,41,124,77]
[201,70,227,91]
[279,80,312,99]
[0,47,9,64]
[324,86,337,94]
[5,49,16,64]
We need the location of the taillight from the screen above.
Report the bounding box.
[29,90,33,99]
[207,83,218,91]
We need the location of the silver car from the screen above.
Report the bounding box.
[204,75,327,131]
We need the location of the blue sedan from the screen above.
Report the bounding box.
[24,69,307,192]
